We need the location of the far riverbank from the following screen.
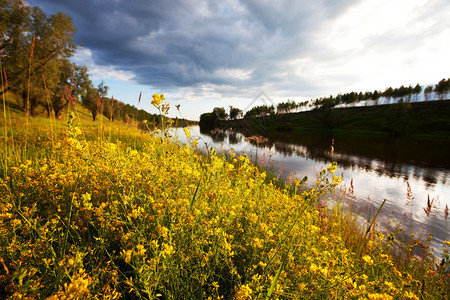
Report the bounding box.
[215,99,450,139]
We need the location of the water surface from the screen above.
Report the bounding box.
[175,126,450,257]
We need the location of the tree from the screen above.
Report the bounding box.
[0,0,76,115]
[312,96,338,110]
[229,106,243,120]
[212,107,227,120]
[434,78,450,100]
[0,0,32,91]
[115,100,125,121]
[339,92,358,106]
[405,85,413,102]
[297,100,309,111]
[103,97,122,122]
[362,91,373,105]
[424,85,433,101]
[46,58,74,119]
[372,90,381,105]
[277,100,298,114]
[244,105,275,118]
[382,87,394,103]
[72,65,91,101]
[199,112,217,129]
[97,81,109,100]
[412,84,422,102]
[80,81,109,121]
[82,85,100,121]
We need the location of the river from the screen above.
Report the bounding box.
[174,125,450,258]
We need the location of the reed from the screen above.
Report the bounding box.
[24,34,36,156]
[1,54,8,178]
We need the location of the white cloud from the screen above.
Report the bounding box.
[72,48,135,82]
[212,68,254,81]
[289,0,450,94]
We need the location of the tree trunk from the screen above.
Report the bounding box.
[29,96,39,117]
[30,104,37,117]
[54,108,63,120]
[20,91,28,115]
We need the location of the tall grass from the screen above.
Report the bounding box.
[1,62,8,178]
[0,86,449,298]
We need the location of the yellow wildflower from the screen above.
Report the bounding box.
[310,225,320,233]
[183,127,191,138]
[81,192,92,209]
[135,244,146,257]
[362,255,374,265]
[122,249,133,263]
[235,284,252,300]
[392,267,402,278]
[384,281,396,292]
[68,258,75,266]
[12,218,22,227]
[158,226,169,238]
[403,291,419,300]
[319,266,328,277]
[151,93,163,106]
[211,281,220,289]
[161,243,175,258]
[64,274,90,297]
[367,293,393,300]
[73,126,82,136]
[310,263,319,273]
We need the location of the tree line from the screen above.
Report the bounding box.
[0,0,170,128]
[312,80,449,110]
[200,78,450,127]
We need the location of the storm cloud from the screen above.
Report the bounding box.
[26,0,450,119]
[27,0,359,87]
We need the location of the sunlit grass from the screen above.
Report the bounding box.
[0,93,449,299]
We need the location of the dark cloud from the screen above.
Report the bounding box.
[25,0,450,119]
[26,0,359,89]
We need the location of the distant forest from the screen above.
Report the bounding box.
[200,78,450,128]
[0,1,192,128]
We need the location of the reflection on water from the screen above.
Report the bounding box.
[266,134,450,186]
[179,126,450,257]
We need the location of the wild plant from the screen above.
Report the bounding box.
[1,44,8,178]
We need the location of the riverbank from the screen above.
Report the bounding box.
[223,100,450,139]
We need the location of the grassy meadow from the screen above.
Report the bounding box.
[0,93,449,299]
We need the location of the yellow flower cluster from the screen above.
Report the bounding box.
[0,103,447,299]
[151,93,164,106]
[183,126,192,138]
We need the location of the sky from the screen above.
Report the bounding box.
[27,0,450,120]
